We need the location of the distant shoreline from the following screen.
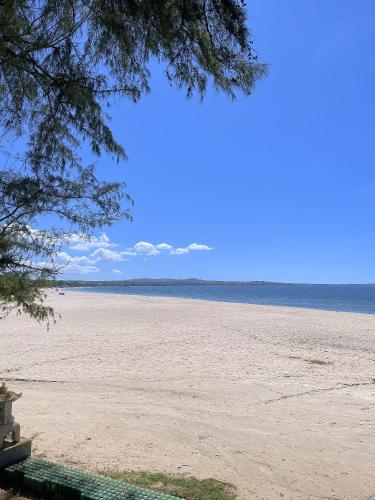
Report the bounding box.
[61,282,375,315]
[54,279,375,287]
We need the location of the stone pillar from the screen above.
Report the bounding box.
[0,384,31,468]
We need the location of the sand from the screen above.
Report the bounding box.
[0,492,26,499]
[0,291,374,499]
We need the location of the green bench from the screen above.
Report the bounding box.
[0,457,182,499]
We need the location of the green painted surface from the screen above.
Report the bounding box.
[0,457,182,499]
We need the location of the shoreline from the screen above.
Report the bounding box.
[2,291,375,499]
[66,286,375,316]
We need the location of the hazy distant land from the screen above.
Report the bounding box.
[56,278,282,287]
[54,278,373,287]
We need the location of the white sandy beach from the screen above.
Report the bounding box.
[0,291,374,499]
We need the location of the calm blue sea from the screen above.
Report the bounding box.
[73,284,375,314]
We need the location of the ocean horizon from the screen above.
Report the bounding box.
[72,283,375,315]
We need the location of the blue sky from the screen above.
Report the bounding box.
[59,0,375,283]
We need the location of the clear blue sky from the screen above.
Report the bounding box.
[60,0,375,283]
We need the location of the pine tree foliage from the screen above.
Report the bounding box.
[0,0,265,321]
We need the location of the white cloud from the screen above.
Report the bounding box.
[112,269,123,275]
[133,241,160,255]
[129,241,213,256]
[133,241,154,252]
[56,251,96,266]
[170,247,189,255]
[55,252,99,274]
[58,236,214,276]
[66,232,116,251]
[170,243,213,255]
[90,248,130,262]
[156,243,173,251]
[187,243,213,252]
[148,249,160,256]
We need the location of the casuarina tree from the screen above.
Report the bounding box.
[0,0,265,320]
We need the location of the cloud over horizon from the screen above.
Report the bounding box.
[60,233,214,275]
[56,252,99,274]
[65,232,116,251]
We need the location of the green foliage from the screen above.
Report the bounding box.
[100,469,237,500]
[0,272,54,322]
[0,0,265,321]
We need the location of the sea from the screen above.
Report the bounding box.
[73,283,375,315]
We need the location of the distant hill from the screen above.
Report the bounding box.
[53,278,284,288]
